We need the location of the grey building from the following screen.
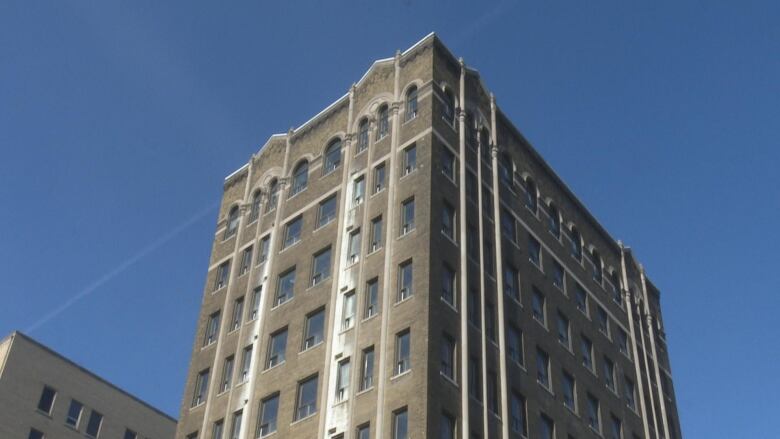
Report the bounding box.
[175,33,682,439]
[0,331,176,439]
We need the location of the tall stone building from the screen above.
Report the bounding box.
[0,331,176,439]
[175,33,682,439]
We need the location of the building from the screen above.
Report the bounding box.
[0,331,176,439]
[175,33,682,439]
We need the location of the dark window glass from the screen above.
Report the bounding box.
[296,375,319,420]
[324,139,342,173]
[318,196,337,227]
[37,386,56,414]
[257,394,279,437]
[303,309,325,350]
[85,410,103,438]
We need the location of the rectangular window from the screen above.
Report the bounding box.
[393,408,408,439]
[214,260,230,291]
[507,325,524,365]
[587,393,601,432]
[532,288,546,325]
[441,413,455,439]
[482,187,493,220]
[581,335,594,371]
[540,414,555,439]
[85,410,103,438]
[501,209,516,242]
[441,264,456,307]
[240,246,253,275]
[617,328,630,357]
[311,247,332,286]
[468,356,481,400]
[467,224,478,261]
[125,429,138,439]
[597,306,610,338]
[575,283,588,314]
[249,287,261,321]
[28,429,44,439]
[562,371,576,411]
[486,303,496,341]
[440,333,455,379]
[342,291,356,330]
[610,415,623,439]
[220,356,234,392]
[65,399,83,427]
[240,346,252,383]
[229,411,242,439]
[357,424,370,439]
[266,329,287,369]
[317,196,337,228]
[403,144,417,175]
[348,229,362,264]
[336,359,351,401]
[510,392,527,435]
[552,259,564,290]
[370,216,383,252]
[398,260,413,301]
[467,289,480,326]
[295,375,319,420]
[230,297,244,331]
[528,235,542,268]
[275,267,295,306]
[37,386,56,414]
[210,421,222,439]
[374,163,386,193]
[483,238,494,275]
[360,346,375,390]
[466,172,477,202]
[303,308,325,350]
[192,369,210,407]
[441,148,455,181]
[557,312,571,348]
[603,356,616,391]
[401,198,415,235]
[395,330,411,375]
[442,202,456,240]
[503,265,519,301]
[204,311,220,346]
[624,377,637,410]
[257,394,279,437]
[353,175,366,206]
[487,372,498,413]
[536,348,550,389]
[283,217,303,248]
[257,236,270,265]
[365,278,379,318]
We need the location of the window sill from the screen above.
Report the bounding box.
[221,234,237,244]
[321,167,341,179]
[355,386,374,397]
[270,298,293,311]
[537,381,555,397]
[313,219,336,232]
[399,168,418,181]
[398,228,416,240]
[440,297,458,313]
[371,187,386,198]
[262,361,286,374]
[529,260,544,274]
[200,342,217,352]
[440,372,459,388]
[290,412,318,427]
[361,313,379,324]
[287,188,307,201]
[35,409,53,419]
[441,231,458,246]
[390,369,412,382]
[402,114,418,125]
[338,325,355,335]
[279,239,302,254]
[355,147,368,158]
[211,285,227,295]
[307,277,332,291]
[189,402,206,411]
[299,342,324,355]
[394,295,415,307]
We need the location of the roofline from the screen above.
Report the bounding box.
[3,331,177,423]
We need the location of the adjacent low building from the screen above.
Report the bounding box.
[0,331,176,439]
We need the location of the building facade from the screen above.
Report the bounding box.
[0,331,176,439]
[175,33,682,439]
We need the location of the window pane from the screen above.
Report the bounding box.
[275,268,296,306]
[37,386,56,414]
[86,410,103,437]
[393,409,408,439]
[312,247,332,285]
[318,196,337,227]
[257,395,279,437]
[296,376,319,419]
[304,310,325,350]
[66,399,83,426]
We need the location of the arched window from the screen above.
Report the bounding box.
[265,179,279,213]
[324,139,342,173]
[249,190,261,222]
[377,105,389,140]
[591,249,603,284]
[499,152,513,187]
[224,205,240,239]
[405,86,418,121]
[357,118,369,153]
[291,160,309,196]
[547,202,561,238]
[570,225,583,261]
[524,177,538,214]
[442,88,455,125]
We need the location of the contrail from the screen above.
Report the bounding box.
[25,202,219,333]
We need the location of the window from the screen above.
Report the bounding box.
[224,206,239,240]
[440,334,455,379]
[405,86,418,121]
[442,202,456,240]
[66,399,83,427]
[257,394,279,437]
[204,311,220,346]
[257,236,269,265]
[441,413,455,439]
[275,267,295,306]
[348,229,361,264]
[295,375,319,420]
[441,147,455,180]
[228,410,242,439]
[240,346,252,382]
[357,118,369,153]
[587,394,601,432]
[552,259,564,290]
[249,287,261,320]
[353,175,366,206]
[403,143,417,175]
[537,348,551,389]
[393,408,408,439]
[575,283,588,314]
[487,372,498,413]
[524,177,537,213]
[617,328,629,357]
[467,224,478,260]
[239,246,252,276]
[510,392,527,435]
[266,329,287,368]
[528,235,542,268]
[610,415,623,439]
[483,238,494,276]
[266,179,279,214]
[486,303,496,341]
[303,309,325,350]
[210,421,222,439]
[373,162,386,193]
[283,216,302,248]
[230,297,244,331]
[507,325,524,365]
[311,247,332,285]
[482,187,493,219]
[532,288,546,325]
[125,430,138,439]
[185,432,198,439]
[360,346,375,390]
[624,377,637,410]
[611,272,623,305]
[398,260,413,301]
[395,330,411,374]
[357,424,370,439]
[558,312,571,348]
[290,161,309,195]
[220,356,234,392]
[441,264,456,307]
[317,196,337,228]
[548,202,561,238]
[503,265,519,301]
[570,226,583,261]
[377,105,389,140]
[466,172,477,202]
[370,216,383,252]
[597,306,610,338]
[336,359,351,401]
[324,139,342,173]
[562,371,576,411]
[192,369,209,407]
[249,190,261,222]
[28,429,44,439]
[365,278,379,318]
[37,386,56,414]
[342,291,356,330]
[540,414,555,439]
[85,410,103,438]
[467,289,480,326]
[591,249,603,283]
[442,88,455,123]
[499,153,513,187]
[501,209,516,243]
[401,198,415,235]
[581,336,594,371]
[603,356,616,391]
[468,356,481,400]
[214,260,230,291]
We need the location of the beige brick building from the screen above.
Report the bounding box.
[175,33,682,439]
[0,331,176,439]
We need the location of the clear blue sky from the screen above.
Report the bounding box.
[1,1,777,436]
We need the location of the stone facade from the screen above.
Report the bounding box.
[175,33,682,439]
